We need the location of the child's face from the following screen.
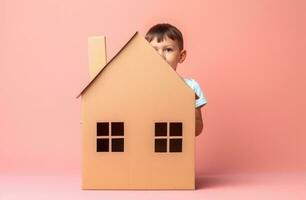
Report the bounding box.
[149,36,186,71]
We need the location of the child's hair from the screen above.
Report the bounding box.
[145,23,184,50]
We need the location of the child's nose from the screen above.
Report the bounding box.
[157,50,166,60]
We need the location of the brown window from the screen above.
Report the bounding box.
[97,122,109,136]
[96,122,124,152]
[170,138,182,152]
[97,138,109,152]
[154,122,183,153]
[155,122,167,136]
[155,138,167,152]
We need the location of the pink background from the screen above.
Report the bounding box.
[1,0,306,178]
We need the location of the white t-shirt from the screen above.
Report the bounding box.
[184,78,208,108]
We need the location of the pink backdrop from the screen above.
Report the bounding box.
[1,0,305,176]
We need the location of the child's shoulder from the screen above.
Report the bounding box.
[183,77,201,88]
[183,77,207,107]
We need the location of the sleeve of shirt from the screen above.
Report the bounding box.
[192,79,208,108]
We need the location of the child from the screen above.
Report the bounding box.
[145,23,207,136]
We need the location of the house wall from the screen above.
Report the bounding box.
[81,35,195,189]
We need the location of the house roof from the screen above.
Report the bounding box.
[77,31,194,98]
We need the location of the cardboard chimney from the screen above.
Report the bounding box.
[77,32,195,190]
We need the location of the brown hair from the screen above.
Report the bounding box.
[145,23,184,50]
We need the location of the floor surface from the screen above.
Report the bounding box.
[1,172,305,199]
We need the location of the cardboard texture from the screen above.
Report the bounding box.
[78,32,195,190]
[88,36,107,79]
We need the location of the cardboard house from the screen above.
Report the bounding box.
[77,32,196,190]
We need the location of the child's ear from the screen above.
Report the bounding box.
[179,49,187,63]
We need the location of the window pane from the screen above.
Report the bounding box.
[155,122,167,136]
[170,139,182,152]
[170,122,182,136]
[155,139,167,152]
[97,122,109,136]
[97,138,109,152]
[111,122,124,136]
[112,138,124,152]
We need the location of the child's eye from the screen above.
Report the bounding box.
[165,48,173,52]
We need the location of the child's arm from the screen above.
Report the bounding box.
[195,107,204,136]
[187,79,207,136]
